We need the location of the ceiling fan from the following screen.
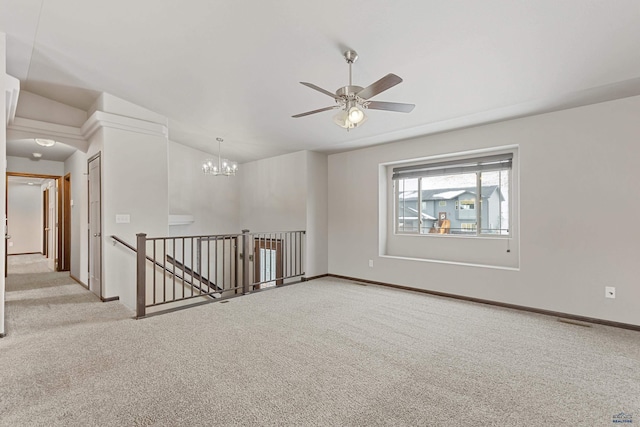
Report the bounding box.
[292,50,415,129]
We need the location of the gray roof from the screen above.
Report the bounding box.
[401,185,503,202]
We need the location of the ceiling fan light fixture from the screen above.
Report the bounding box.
[35,138,56,147]
[333,107,367,129]
[333,110,350,128]
[348,106,365,124]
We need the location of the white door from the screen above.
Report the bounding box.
[88,155,102,298]
[47,182,57,271]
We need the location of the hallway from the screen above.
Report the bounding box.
[4,254,132,338]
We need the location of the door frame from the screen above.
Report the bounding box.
[87,153,102,299]
[60,174,71,271]
[43,188,49,256]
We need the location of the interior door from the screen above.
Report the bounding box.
[61,174,71,271]
[47,183,56,271]
[43,189,49,256]
[88,155,102,298]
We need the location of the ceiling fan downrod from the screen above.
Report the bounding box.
[344,50,358,86]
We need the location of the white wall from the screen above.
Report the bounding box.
[16,91,87,127]
[328,95,640,327]
[1,32,7,336]
[239,151,307,232]
[305,151,328,277]
[64,150,88,284]
[84,95,169,310]
[102,126,168,308]
[239,150,328,278]
[7,182,42,254]
[168,141,240,236]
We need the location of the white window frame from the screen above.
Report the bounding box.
[393,152,513,238]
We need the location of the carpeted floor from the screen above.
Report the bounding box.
[1,255,639,426]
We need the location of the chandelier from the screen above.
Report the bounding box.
[202,137,238,176]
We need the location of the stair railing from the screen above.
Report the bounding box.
[131,229,305,318]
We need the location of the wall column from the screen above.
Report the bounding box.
[83,94,169,310]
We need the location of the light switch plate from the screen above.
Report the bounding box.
[115,214,130,224]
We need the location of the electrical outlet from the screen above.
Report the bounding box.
[605,286,616,299]
[368,259,374,268]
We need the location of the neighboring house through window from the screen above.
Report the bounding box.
[393,152,512,236]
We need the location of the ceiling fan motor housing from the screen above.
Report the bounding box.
[336,85,363,97]
[336,85,370,109]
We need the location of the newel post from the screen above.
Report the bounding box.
[136,233,147,318]
[242,229,251,295]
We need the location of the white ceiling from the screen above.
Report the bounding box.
[7,175,50,186]
[7,138,77,162]
[2,0,640,164]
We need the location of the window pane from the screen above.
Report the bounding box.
[421,173,476,234]
[260,248,277,287]
[480,170,509,235]
[396,178,419,233]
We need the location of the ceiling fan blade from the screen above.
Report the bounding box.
[292,106,339,118]
[300,82,340,100]
[357,73,403,100]
[366,101,415,113]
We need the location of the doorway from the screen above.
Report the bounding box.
[42,189,48,257]
[253,237,283,289]
[88,153,102,299]
[5,173,69,275]
[60,174,71,271]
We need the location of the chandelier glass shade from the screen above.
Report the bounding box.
[202,138,238,176]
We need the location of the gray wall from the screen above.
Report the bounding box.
[168,140,241,236]
[1,33,7,335]
[239,150,329,278]
[7,182,42,254]
[329,95,640,326]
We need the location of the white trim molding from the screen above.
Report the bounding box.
[82,110,169,140]
[7,116,88,152]
[4,74,19,124]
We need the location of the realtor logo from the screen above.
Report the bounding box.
[613,412,633,424]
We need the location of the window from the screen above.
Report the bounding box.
[461,223,477,233]
[259,248,277,287]
[394,153,511,236]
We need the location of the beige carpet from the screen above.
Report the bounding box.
[1,255,639,426]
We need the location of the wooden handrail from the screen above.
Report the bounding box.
[110,235,219,297]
